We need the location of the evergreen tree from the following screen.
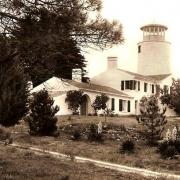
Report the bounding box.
[0,35,29,126]
[27,89,59,136]
[136,95,167,144]
[0,0,124,86]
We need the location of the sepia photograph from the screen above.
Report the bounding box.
[0,0,180,179]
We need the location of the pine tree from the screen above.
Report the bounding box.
[0,35,29,126]
[136,95,167,144]
[27,89,59,136]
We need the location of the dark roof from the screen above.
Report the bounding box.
[140,24,168,31]
[66,80,132,98]
[146,74,171,81]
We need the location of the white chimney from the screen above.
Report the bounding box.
[107,57,118,69]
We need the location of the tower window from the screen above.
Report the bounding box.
[138,45,141,53]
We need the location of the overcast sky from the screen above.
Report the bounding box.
[86,0,180,78]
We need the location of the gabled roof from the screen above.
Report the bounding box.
[146,74,171,81]
[66,79,132,98]
[33,77,132,98]
[117,68,155,81]
[117,68,171,82]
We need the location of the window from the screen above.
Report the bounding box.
[144,83,148,92]
[152,84,154,93]
[121,81,124,90]
[119,99,126,112]
[138,45,141,53]
[127,101,131,112]
[111,98,115,111]
[125,81,130,89]
[124,80,137,90]
[138,81,140,91]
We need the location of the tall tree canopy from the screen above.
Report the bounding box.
[0,0,124,86]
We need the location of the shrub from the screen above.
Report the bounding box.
[158,141,177,158]
[26,89,59,136]
[65,90,84,114]
[158,126,180,158]
[120,138,135,153]
[72,129,81,140]
[91,94,109,114]
[0,126,13,144]
[88,124,103,142]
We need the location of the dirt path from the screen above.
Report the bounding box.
[7,143,180,180]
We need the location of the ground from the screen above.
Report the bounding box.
[0,115,180,179]
[0,144,154,180]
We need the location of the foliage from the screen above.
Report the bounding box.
[65,90,84,114]
[0,0,124,86]
[72,129,81,140]
[158,140,179,159]
[158,126,180,158]
[0,125,13,145]
[88,124,103,142]
[136,95,167,144]
[27,89,59,136]
[160,78,180,115]
[0,35,29,127]
[92,93,109,113]
[158,141,177,158]
[120,138,135,153]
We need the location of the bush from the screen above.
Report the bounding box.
[72,129,81,140]
[120,138,135,153]
[0,126,13,144]
[158,140,177,158]
[88,124,103,142]
[26,89,59,136]
[65,90,84,114]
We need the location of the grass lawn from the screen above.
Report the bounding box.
[2,115,180,177]
[0,144,155,180]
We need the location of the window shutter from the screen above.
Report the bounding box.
[119,99,123,111]
[128,101,131,112]
[152,84,154,93]
[138,81,140,91]
[111,98,115,111]
[121,81,124,90]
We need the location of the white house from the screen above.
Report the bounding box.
[33,23,176,116]
[33,77,133,115]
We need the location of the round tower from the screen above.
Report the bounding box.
[137,24,171,75]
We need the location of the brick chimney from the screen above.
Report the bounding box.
[107,57,118,69]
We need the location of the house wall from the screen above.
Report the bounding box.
[54,90,133,116]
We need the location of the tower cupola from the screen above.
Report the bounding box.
[141,24,168,41]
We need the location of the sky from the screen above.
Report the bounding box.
[85,0,180,78]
